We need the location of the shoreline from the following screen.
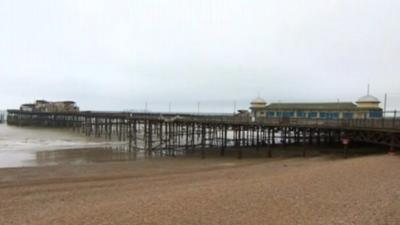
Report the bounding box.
[0,143,387,169]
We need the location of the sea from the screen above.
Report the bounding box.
[0,123,133,168]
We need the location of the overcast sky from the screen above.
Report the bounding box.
[1,0,400,112]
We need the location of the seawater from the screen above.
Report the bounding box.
[0,124,128,168]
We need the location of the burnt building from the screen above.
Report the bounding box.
[20,100,79,113]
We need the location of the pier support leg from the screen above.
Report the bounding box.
[201,124,206,159]
[389,135,396,155]
[272,129,276,146]
[220,126,227,156]
[148,122,153,156]
[344,144,349,159]
[256,127,260,151]
[267,143,272,158]
[389,147,396,155]
[302,129,307,158]
[128,121,133,152]
[238,148,242,160]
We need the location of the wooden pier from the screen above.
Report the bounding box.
[6,110,400,158]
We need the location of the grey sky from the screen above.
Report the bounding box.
[1,0,400,112]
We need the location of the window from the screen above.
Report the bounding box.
[329,112,339,120]
[282,112,294,118]
[308,112,317,118]
[320,112,328,119]
[369,111,383,118]
[297,111,305,118]
[343,112,353,119]
[277,112,282,117]
[267,112,275,117]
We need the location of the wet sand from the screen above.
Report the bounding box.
[0,154,399,225]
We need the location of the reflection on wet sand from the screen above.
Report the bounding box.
[33,144,385,167]
[35,147,140,166]
[34,146,192,167]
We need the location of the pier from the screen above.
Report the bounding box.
[6,110,400,158]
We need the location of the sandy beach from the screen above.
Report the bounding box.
[0,154,399,225]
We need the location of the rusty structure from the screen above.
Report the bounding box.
[6,109,400,158]
[20,100,79,113]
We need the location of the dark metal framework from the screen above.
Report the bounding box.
[6,110,400,157]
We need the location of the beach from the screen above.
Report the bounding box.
[2,0,400,224]
[0,154,399,225]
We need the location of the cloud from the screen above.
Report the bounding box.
[0,0,399,111]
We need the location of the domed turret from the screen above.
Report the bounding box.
[250,97,267,109]
[250,97,267,120]
[357,95,380,103]
[356,95,380,109]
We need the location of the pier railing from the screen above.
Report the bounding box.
[122,112,400,132]
[159,116,400,131]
